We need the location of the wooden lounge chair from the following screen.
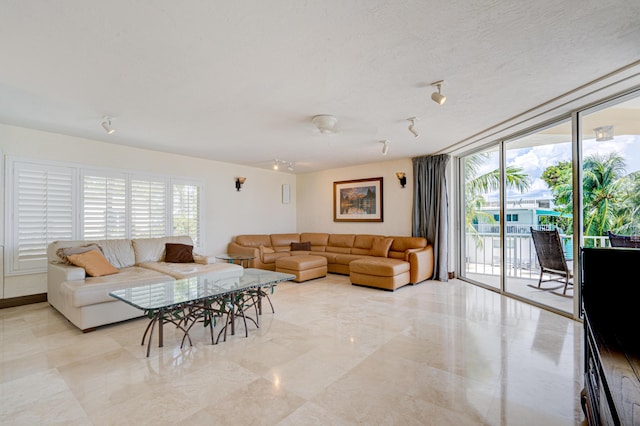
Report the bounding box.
[607,231,640,248]
[530,228,573,295]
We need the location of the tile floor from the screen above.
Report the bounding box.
[0,274,586,425]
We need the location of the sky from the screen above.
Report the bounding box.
[477,135,640,203]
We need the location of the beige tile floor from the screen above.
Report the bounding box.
[0,274,586,425]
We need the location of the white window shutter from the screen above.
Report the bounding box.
[12,162,74,273]
[131,179,167,238]
[172,182,201,247]
[82,174,127,240]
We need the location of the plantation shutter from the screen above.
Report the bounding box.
[12,162,74,272]
[172,182,201,247]
[131,179,167,238]
[82,174,127,240]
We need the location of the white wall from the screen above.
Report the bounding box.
[0,124,296,298]
[296,159,414,235]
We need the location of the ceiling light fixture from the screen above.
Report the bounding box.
[101,116,115,135]
[430,80,446,105]
[312,114,338,134]
[407,117,419,138]
[594,125,614,141]
[273,159,294,172]
[381,140,389,155]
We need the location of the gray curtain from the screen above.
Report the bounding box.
[412,154,450,281]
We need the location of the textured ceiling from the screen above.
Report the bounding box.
[1,1,639,173]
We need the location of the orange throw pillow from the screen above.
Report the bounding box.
[370,237,393,257]
[67,250,119,277]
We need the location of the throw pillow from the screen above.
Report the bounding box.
[164,243,194,263]
[56,244,103,265]
[370,237,393,257]
[67,250,119,277]
[291,241,311,251]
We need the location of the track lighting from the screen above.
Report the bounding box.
[273,159,294,172]
[101,116,115,135]
[430,80,446,105]
[235,177,246,191]
[407,117,419,138]
[381,140,389,155]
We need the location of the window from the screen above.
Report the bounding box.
[8,161,76,273]
[6,158,203,275]
[82,173,126,240]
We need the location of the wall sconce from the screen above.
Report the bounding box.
[235,177,246,191]
[396,172,407,188]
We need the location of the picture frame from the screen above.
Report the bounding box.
[333,177,383,222]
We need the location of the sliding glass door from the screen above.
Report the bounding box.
[462,147,501,290]
[504,121,574,314]
[458,89,640,318]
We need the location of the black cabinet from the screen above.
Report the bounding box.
[582,248,640,425]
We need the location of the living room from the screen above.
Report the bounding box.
[2,1,640,424]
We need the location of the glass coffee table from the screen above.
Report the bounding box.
[215,253,255,268]
[110,268,294,357]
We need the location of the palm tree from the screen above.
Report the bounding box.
[465,153,530,246]
[582,152,626,236]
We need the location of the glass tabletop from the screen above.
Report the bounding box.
[109,268,294,311]
[215,253,256,261]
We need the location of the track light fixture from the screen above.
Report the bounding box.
[101,116,115,135]
[235,177,246,191]
[381,140,389,155]
[430,80,446,105]
[273,159,294,172]
[407,117,419,138]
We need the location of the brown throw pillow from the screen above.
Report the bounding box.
[67,250,119,277]
[165,243,194,263]
[291,241,311,251]
[56,244,103,265]
[370,237,393,257]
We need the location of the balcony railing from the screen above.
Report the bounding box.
[465,231,611,278]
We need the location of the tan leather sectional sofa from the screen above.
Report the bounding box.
[227,233,434,290]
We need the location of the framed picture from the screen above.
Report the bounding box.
[333,177,383,222]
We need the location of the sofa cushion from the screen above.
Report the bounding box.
[328,234,355,249]
[56,244,103,265]
[164,243,194,263]
[61,266,173,307]
[48,239,136,268]
[300,233,329,251]
[271,234,300,252]
[235,235,271,247]
[370,237,394,257]
[132,236,194,263]
[138,261,243,280]
[334,253,370,265]
[291,241,311,251]
[350,257,410,276]
[67,250,119,277]
[388,236,427,259]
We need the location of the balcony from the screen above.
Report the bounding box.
[464,228,612,314]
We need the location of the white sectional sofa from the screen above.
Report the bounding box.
[47,235,242,332]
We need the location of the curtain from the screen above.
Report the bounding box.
[412,154,450,281]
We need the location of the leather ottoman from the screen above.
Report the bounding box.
[276,255,327,282]
[349,258,411,291]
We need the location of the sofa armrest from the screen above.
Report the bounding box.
[407,245,434,283]
[228,242,260,257]
[48,262,86,283]
[193,254,216,265]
